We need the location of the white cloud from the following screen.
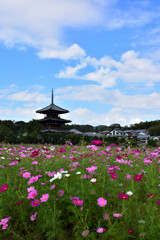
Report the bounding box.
[0,106,42,122]
[7,90,48,103]
[56,85,160,109]
[57,50,160,87]
[38,43,86,60]
[0,0,102,60]
[0,0,159,60]
[65,106,158,126]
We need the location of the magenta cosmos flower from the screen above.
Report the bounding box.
[118,193,130,200]
[128,229,133,234]
[73,199,83,206]
[16,201,23,205]
[40,194,49,202]
[91,140,105,146]
[133,174,143,182]
[30,199,40,207]
[97,197,107,207]
[0,184,8,193]
[111,173,118,180]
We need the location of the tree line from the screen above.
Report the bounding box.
[0,119,160,144]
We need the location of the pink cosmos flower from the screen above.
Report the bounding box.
[113,213,123,218]
[28,176,39,185]
[27,186,35,192]
[31,161,38,165]
[2,224,8,230]
[8,162,16,166]
[41,182,46,185]
[27,190,38,199]
[73,199,83,206]
[97,197,107,207]
[40,194,49,202]
[72,162,79,167]
[97,228,105,233]
[86,165,97,173]
[30,212,37,221]
[30,199,40,207]
[118,193,130,200]
[82,230,89,237]
[0,184,8,192]
[103,213,109,220]
[57,190,64,197]
[147,193,154,198]
[70,196,79,201]
[50,184,55,189]
[0,218,9,225]
[125,174,132,180]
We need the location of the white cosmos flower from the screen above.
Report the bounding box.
[50,177,56,182]
[61,170,68,174]
[1,157,5,159]
[90,178,97,183]
[56,172,62,179]
[64,174,70,177]
[138,220,145,223]
[50,146,55,151]
[117,183,123,186]
[50,172,62,182]
[126,191,133,196]
[76,172,81,174]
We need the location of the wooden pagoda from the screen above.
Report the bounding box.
[36,89,71,132]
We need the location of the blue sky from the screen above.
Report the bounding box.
[1,0,160,126]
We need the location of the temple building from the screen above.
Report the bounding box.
[36,89,71,132]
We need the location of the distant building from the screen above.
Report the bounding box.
[36,89,71,132]
[69,129,83,135]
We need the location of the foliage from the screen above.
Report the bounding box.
[147,139,157,147]
[0,144,160,239]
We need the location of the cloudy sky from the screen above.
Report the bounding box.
[1,0,160,126]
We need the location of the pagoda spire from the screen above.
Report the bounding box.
[51,88,53,104]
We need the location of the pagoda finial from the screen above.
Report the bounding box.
[51,88,53,104]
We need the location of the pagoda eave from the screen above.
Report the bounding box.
[36,104,69,114]
[39,118,71,123]
[41,129,69,133]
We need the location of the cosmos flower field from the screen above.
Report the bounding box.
[0,141,160,240]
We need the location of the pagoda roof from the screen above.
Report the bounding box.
[36,89,70,114]
[40,117,71,123]
[36,103,69,114]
